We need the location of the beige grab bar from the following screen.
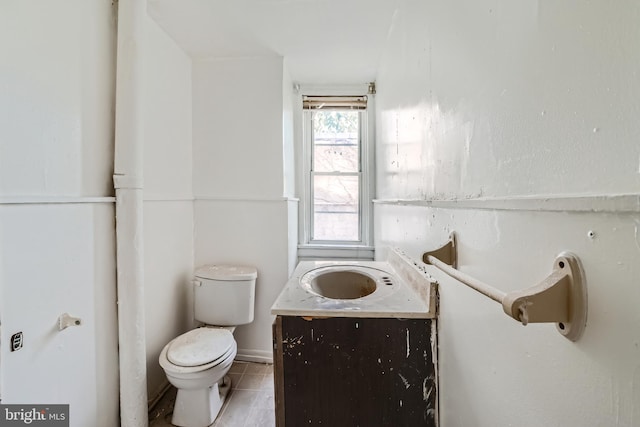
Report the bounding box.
[425,255,506,303]
[422,233,588,341]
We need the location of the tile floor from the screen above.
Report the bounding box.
[149,361,275,427]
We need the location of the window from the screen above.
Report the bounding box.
[299,93,374,254]
[311,109,361,241]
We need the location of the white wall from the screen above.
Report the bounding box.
[0,1,119,426]
[193,56,294,361]
[375,1,640,426]
[142,16,194,400]
[0,205,118,425]
[376,1,640,200]
[193,57,285,199]
[194,200,292,360]
[0,1,115,197]
[376,205,640,427]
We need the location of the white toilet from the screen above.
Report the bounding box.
[159,264,257,427]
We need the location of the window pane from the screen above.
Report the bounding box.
[313,110,359,173]
[313,175,359,241]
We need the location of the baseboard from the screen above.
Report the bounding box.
[148,380,171,413]
[235,348,273,364]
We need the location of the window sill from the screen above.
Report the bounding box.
[297,245,375,261]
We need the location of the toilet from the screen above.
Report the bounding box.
[159,264,257,427]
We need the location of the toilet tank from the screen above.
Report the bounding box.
[193,264,257,326]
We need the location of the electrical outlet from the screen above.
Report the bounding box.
[10,332,23,352]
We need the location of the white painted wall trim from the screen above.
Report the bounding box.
[373,193,640,213]
[235,349,273,364]
[0,197,116,205]
[195,196,299,203]
[143,196,194,202]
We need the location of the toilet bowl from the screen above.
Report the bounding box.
[158,264,257,427]
[159,327,237,427]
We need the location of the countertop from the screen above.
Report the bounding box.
[270,248,438,319]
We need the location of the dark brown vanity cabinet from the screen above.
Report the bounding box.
[273,316,437,427]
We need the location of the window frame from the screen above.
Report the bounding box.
[297,86,375,258]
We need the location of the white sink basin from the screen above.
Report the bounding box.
[299,265,397,300]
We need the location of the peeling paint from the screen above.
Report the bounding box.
[423,377,433,402]
[282,335,304,350]
[398,373,410,389]
[430,323,438,366]
[406,328,410,358]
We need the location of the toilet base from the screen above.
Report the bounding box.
[171,376,232,427]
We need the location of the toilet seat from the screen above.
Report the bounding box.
[159,328,237,375]
[167,328,234,367]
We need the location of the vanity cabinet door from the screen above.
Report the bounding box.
[273,316,437,427]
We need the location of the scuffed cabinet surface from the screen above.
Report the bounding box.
[273,316,437,426]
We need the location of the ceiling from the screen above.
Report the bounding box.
[147,0,399,84]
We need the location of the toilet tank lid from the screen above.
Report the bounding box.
[195,264,257,281]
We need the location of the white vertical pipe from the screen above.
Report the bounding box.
[114,0,148,426]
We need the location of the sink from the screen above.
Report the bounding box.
[299,265,397,300]
[272,249,438,318]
